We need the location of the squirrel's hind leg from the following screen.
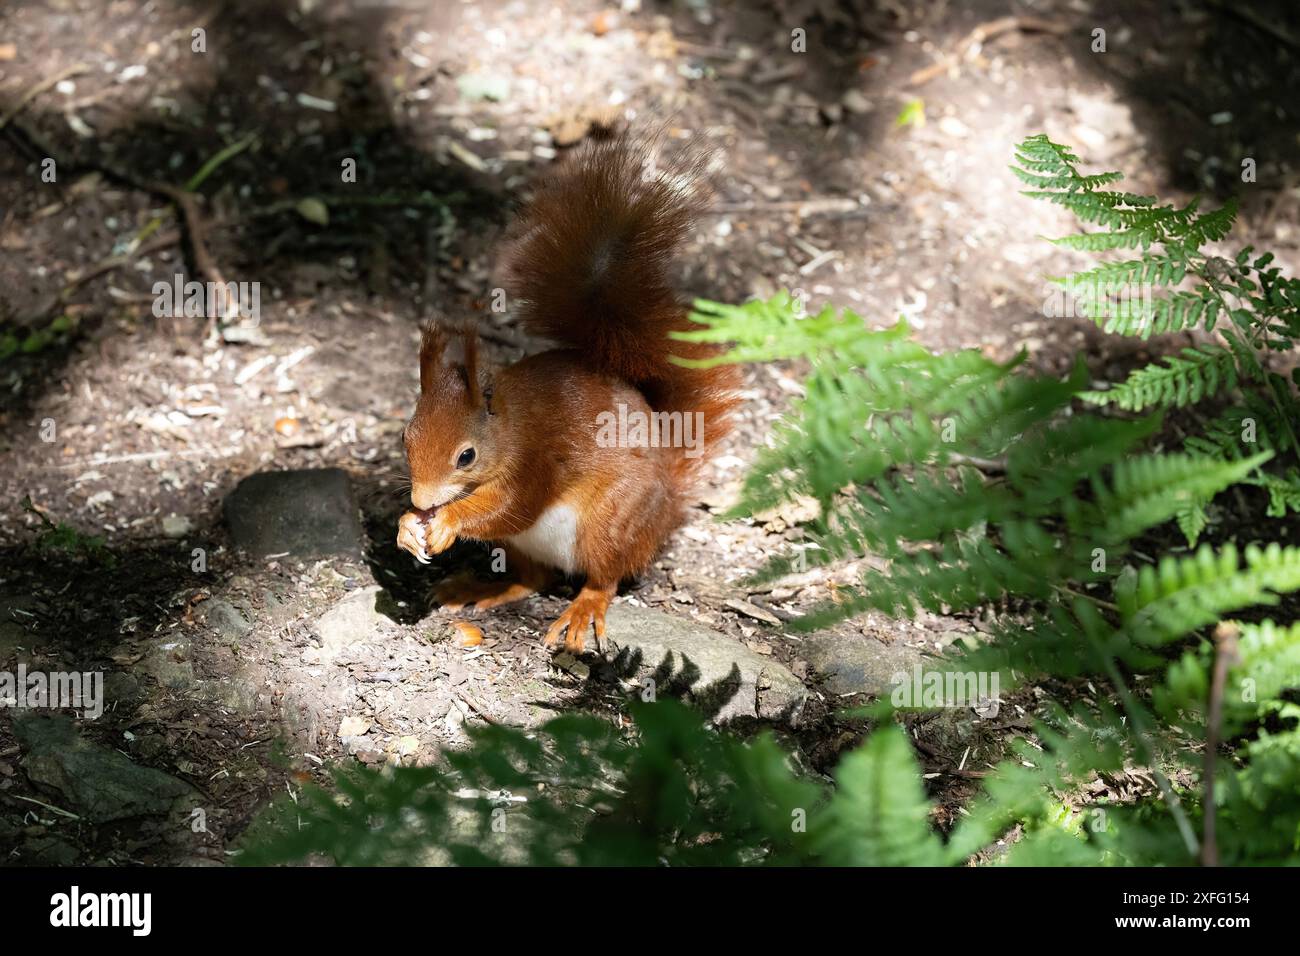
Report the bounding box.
[433,545,552,611]
[543,580,617,655]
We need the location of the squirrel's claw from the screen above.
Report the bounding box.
[397,512,431,563]
[422,511,457,555]
[543,585,612,655]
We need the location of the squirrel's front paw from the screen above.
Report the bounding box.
[397,512,431,564]
[422,510,457,555]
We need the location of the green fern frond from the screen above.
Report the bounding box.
[1080,345,1237,410]
[1053,254,1185,289]
[1174,495,1210,547]
[1090,452,1271,544]
[811,726,946,865]
[1233,619,1300,705]
[1050,229,1154,252]
[1250,469,1300,517]
[1183,198,1239,246]
[1122,543,1300,644]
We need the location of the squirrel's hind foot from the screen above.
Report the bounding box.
[543,582,616,655]
[433,572,538,612]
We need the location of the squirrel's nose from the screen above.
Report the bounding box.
[411,483,438,510]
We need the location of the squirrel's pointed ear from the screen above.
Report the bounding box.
[455,328,481,408]
[419,322,483,407]
[418,322,448,393]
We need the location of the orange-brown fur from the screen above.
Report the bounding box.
[398,135,740,653]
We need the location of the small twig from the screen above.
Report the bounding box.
[129,137,257,323]
[798,249,843,276]
[56,449,216,468]
[909,17,1066,86]
[146,182,225,285]
[707,197,864,218]
[10,794,82,821]
[1202,622,1240,868]
[1052,583,1121,614]
[0,62,88,132]
[456,693,500,725]
[948,452,1007,473]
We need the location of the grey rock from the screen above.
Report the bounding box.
[133,734,167,761]
[13,713,196,823]
[23,835,80,865]
[604,604,807,725]
[199,676,259,714]
[140,641,197,691]
[103,672,143,707]
[223,468,364,558]
[279,691,322,747]
[199,598,251,640]
[313,585,392,655]
[802,629,924,697]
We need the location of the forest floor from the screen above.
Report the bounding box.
[1,0,1298,864]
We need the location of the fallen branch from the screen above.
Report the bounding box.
[0,62,88,132]
[909,17,1067,86]
[11,133,255,331]
[146,182,226,287]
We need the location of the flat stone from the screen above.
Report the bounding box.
[199,676,260,714]
[140,640,197,691]
[802,629,924,697]
[22,836,80,865]
[13,713,197,823]
[103,672,143,708]
[198,598,251,640]
[223,468,364,558]
[313,585,393,655]
[604,603,807,725]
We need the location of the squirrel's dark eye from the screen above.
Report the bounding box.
[456,447,476,469]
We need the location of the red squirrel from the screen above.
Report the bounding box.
[396,135,740,654]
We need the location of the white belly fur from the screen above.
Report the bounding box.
[507,503,579,574]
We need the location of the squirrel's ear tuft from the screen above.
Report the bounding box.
[419,321,483,407]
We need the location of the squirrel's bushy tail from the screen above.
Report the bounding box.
[502,135,739,480]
